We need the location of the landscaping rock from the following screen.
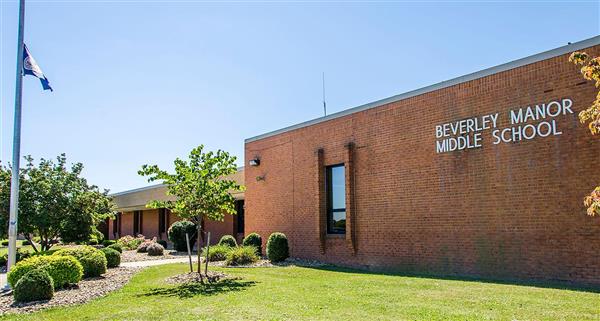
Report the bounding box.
[0,267,140,315]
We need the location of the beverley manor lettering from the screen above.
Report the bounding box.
[435,98,574,154]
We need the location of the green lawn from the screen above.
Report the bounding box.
[2,263,599,320]
[0,240,27,256]
[0,241,63,256]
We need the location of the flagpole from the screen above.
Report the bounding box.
[4,0,26,290]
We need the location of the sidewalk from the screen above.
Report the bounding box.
[120,256,199,268]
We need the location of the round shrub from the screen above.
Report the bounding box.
[100,247,121,268]
[8,255,83,289]
[266,232,289,263]
[203,245,231,262]
[147,243,164,256]
[242,233,262,256]
[54,246,107,278]
[167,221,197,252]
[218,235,237,248]
[136,240,153,253]
[225,246,259,266]
[157,239,168,248]
[107,243,123,253]
[14,269,54,303]
[102,240,116,247]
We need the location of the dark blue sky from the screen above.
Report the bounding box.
[1,1,598,192]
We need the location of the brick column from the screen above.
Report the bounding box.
[316,148,326,254]
[345,142,357,255]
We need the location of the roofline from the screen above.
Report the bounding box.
[110,166,246,197]
[245,35,600,143]
[109,183,165,197]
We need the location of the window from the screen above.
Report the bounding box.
[113,213,120,237]
[133,211,143,236]
[326,164,346,234]
[236,200,245,234]
[158,208,167,234]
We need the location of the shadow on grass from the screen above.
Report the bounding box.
[297,264,600,294]
[141,278,257,299]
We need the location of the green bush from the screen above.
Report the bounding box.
[1,239,8,246]
[107,243,123,253]
[157,239,168,248]
[242,233,262,256]
[218,235,237,248]
[117,235,144,251]
[102,240,116,247]
[100,247,121,268]
[54,246,107,278]
[203,245,232,262]
[147,243,164,256]
[91,228,105,243]
[0,255,6,267]
[8,255,83,289]
[266,232,289,263]
[167,221,197,252]
[14,269,54,303]
[225,246,259,266]
[87,239,99,245]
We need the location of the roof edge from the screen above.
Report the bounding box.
[110,183,165,197]
[245,35,600,143]
[110,166,245,197]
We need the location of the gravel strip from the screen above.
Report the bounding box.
[0,267,140,315]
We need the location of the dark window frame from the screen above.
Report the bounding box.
[326,163,346,235]
[158,208,167,234]
[236,200,245,234]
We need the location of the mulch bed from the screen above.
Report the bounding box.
[166,271,229,284]
[0,267,140,315]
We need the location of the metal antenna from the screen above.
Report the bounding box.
[322,72,327,116]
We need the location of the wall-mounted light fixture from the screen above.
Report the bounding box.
[249,157,260,166]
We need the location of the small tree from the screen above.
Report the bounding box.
[138,145,244,276]
[569,52,600,216]
[0,155,114,251]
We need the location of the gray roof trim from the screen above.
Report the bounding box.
[110,183,165,197]
[245,35,600,143]
[110,167,245,197]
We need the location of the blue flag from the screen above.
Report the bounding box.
[23,44,52,91]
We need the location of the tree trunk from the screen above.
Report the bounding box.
[26,235,39,253]
[196,220,203,283]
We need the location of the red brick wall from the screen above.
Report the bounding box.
[142,209,160,240]
[109,209,238,245]
[245,45,600,286]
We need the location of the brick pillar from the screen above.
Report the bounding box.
[316,148,326,254]
[345,142,357,255]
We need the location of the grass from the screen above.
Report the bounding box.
[1,264,599,320]
[0,240,65,256]
[0,240,27,256]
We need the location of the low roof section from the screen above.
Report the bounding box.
[110,167,245,212]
